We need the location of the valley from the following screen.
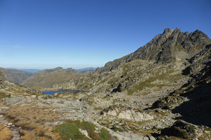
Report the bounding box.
[0,28,211,140]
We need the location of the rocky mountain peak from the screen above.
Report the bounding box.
[163,28,174,34]
[54,67,63,70]
[96,28,210,73]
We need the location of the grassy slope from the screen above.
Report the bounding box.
[5,69,33,84]
[22,70,87,89]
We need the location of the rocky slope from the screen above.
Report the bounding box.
[1,28,211,140]
[21,67,87,89]
[53,28,211,94]
[5,69,32,84]
[80,69,95,74]
[0,68,7,81]
[50,28,211,139]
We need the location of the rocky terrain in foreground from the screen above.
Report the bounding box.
[0,28,211,140]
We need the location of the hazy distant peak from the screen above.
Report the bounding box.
[55,67,63,70]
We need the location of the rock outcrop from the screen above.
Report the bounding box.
[96,28,210,73]
[53,28,210,97]
[1,28,211,140]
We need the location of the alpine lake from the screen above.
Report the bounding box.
[43,89,81,95]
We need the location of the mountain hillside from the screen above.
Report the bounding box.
[77,67,96,72]
[1,29,211,140]
[0,68,7,80]
[18,69,41,74]
[53,28,211,94]
[48,28,211,139]
[21,67,87,89]
[0,67,44,98]
[96,28,209,73]
[5,69,32,84]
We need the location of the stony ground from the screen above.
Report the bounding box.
[0,96,158,140]
[0,91,210,140]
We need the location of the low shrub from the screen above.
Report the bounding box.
[99,128,110,140]
[88,131,103,140]
[80,121,95,132]
[178,130,188,139]
[187,125,195,133]
[0,92,10,99]
[55,123,86,140]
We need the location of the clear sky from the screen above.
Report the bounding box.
[0,0,210,69]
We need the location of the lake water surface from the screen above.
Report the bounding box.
[43,90,81,95]
[42,90,66,95]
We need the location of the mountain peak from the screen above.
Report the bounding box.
[96,28,210,73]
[163,28,174,34]
[55,67,63,70]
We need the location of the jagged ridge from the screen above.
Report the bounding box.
[96,28,210,73]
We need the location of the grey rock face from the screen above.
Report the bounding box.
[96,28,210,73]
[147,135,156,140]
[3,96,30,105]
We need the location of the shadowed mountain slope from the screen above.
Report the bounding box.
[5,69,32,84]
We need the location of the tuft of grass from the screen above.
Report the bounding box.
[0,92,11,99]
[111,126,124,132]
[80,121,95,132]
[164,136,171,140]
[55,120,98,140]
[55,123,86,140]
[99,128,110,140]
[187,125,195,133]
[55,120,112,140]
[178,130,188,139]
[88,131,103,140]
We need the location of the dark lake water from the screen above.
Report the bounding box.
[43,90,81,95]
[42,90,66,95]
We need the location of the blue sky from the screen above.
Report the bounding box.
[0,0,210,69]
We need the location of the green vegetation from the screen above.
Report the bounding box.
[79,121,95,132]
[55,120,111,140]
[127,69,176,95]
[187,125,195,133]
[0,92,11,99]
[99,128,110,140]
[111,126,124,132]
[163,136,171,140]
[55,123,86,140]
[178,130,188,139]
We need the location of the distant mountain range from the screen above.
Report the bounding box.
[77,67,97,74]
[21,67,87,89]
[0,28,211,139]
[6,67,97,74]
[5,69,33,84]
[5,68,42,74]
[0,67,96,86]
